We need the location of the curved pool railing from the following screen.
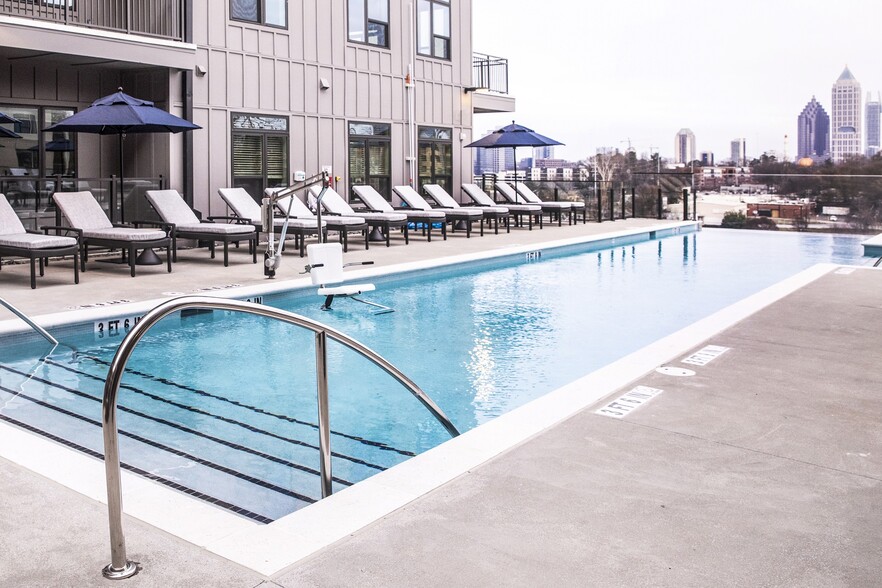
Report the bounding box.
[0,296,58,346]
[100,295,460,579]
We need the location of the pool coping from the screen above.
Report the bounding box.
[2,222,850,577]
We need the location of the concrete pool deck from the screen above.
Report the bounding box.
[1,219,880,586]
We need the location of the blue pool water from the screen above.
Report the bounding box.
[0,229,870,521]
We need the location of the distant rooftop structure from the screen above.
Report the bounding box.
[831,65,862,163]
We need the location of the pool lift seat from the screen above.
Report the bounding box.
[305,242,393,314]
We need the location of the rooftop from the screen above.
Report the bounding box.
[1,219,880,586]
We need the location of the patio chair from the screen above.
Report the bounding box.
[308,185,409,247]
[423,183,509,235]
[462,183,542,230]
[515,182,586,225]
[353,184,446,242]
[0,193,79,289]
[53,191,172,277]
[496,182,571,227]
[393,185,483,238]
[145,190,257,266]
[267,188,368,253]
[217,187,324,257]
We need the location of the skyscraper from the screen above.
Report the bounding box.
[674,128,695,164]
[866,92,881,157]
[796,97,830,160]
[830,66,862,163]
[730,138,747,166]
[533,145,554,160]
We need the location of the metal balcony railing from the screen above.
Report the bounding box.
[1,0,184,42]
[472,52,509,94]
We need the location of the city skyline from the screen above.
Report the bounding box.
[472,0,882,162]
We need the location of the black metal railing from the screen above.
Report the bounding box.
[1,0,184,41]
[0,175,165,230]
[472,53,509,94]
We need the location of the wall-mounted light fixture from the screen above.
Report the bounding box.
[195,65,207,77]
[319,77,330,90]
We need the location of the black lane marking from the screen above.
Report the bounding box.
[16,362,390,472]
[70,356,416,457]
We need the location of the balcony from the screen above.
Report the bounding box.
[0,0,185,41]
[469,53,515,114]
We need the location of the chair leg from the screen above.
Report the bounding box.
[385,225,391,247]
[251,236,257,263]
[29,257,36,289]
[166,245,172,273]
[129,245,137,277]
[223,241,229,266]
[74,250,80,284]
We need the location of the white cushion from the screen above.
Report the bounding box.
[0,233,77,249]
[54,191,114,230]
[0,194,27,235]
[146,190,200,225]
[175,223,255,235]
[83,228,167,241]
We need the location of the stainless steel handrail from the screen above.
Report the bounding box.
[0,297,58,346]
[100,295,459,579]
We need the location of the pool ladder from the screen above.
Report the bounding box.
[0,296,58,346]
[100,295,460,579]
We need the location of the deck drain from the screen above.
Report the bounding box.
[656,366,696,377]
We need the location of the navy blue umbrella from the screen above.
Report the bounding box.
[44,89,201,221]
[0,126,21,139]
[466,122,564,199]
[0,112,21,125]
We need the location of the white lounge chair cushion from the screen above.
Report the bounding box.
[53,191,115,230]
[310,187,406,222]
[83,227,168,241]
[146,190,200,225]
[0,232,77,249]
[318,283,376,296]
[218,187,262,222]
[0,193,27,235]
[323,215,367,226]
[515,183,578,209]
[422,184,460,208]
[173,222,255,235]
[352,185,395,213]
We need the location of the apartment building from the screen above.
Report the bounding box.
[0,1,514,227]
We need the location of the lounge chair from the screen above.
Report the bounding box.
[515,182,586,225]
[145,189,257,266]
[496,182,571,227]
[462,183,542,230]
[53,191,172,277]
[217,187,324,257]
[393,185,483,238]
[353,184,446,242]
[268,188,368,253]
[308,185,408,247]
[0,193,79,288]
[424,184,509,235]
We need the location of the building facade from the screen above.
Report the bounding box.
[0,1,514,229]
[830,66,861,163]
[866,92,881,157]
[674,128,695,164]
[796,97,830,160]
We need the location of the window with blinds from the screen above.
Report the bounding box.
[231,113,289,199]
[348,121,391,200]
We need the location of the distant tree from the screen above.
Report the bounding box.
[721,210,746,228]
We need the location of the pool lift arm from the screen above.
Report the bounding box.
[261,170,331,278]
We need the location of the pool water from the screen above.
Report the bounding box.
[0,229,870,521]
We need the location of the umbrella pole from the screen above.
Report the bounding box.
[118,133,125,223]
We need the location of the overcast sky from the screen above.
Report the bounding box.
[472,0,882,163]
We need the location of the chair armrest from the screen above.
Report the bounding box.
[39,225,82,238]
[129,220,173,235]
[207,215,251,225]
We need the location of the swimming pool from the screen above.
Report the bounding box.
[0,227,870,522]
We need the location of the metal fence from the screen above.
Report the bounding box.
[1,0,184,41]
[472,53,509,94]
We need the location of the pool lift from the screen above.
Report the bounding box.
[261,171,393,314]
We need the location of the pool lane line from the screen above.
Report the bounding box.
[0,385,317,515]
[36,360,397,471]
[0,412,277,524]
[78,355,417,458]
[0,370,359,487]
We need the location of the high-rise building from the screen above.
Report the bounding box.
[533,145,554,160]
[700,151,714,166]
[830,66,862,163]
[674,128,695,164]
[866,92,881,157]
[473,131,515,176]
[730,138,747,166]
[796,97,830,160]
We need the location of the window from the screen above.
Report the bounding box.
[348,0,389,47]
[231,0,287,28]
[417,127,452,194]
[231,114,289,200]
[348,122,391,200]
[417,0,450,59]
